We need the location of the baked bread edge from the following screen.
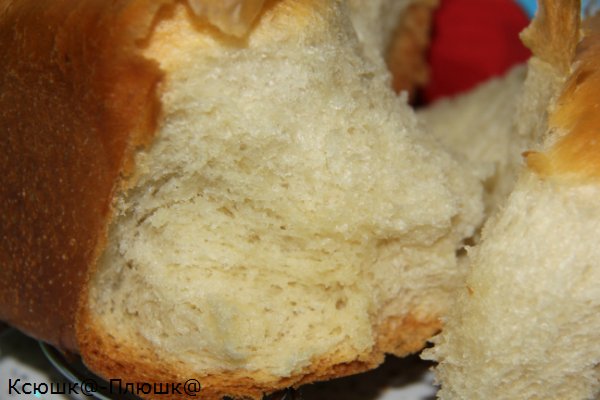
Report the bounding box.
[78,309,441,400]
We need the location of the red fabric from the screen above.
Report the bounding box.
[424,0,531,103]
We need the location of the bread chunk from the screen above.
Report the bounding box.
[83,1,483,397]
[425,2,600,398]
[0,0,483,399]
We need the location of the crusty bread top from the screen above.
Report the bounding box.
[0,0,275,351]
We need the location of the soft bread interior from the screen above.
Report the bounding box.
[418,51,568,217]
[418,66,527,214]
[428,172,600,399]
[88,0,482,383]
[425,3,600,399]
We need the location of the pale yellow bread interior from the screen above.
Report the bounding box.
[426,171,600,399]
[425,2,600,399]
[416,0,580,219]
[418,55,568,218]
[418,66,526,215]
[85,0,483,396]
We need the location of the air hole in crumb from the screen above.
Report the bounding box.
[270,285,283,294]
[336,299,347,310]
[218,206,234,217]
[463,236,476,248]
[377,237,399,248]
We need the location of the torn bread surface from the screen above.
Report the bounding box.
[426,171,600,400]
[86,0,482,396]
[425,2,600,398]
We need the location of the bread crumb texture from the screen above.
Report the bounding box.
[417,50,566,217]
[426,173,600,399]
[418,66,526,214]
[427,2,600,398]
[86,0,482,393]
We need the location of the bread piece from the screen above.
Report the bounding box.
[425,1,600,398]
[428,174,600,399]
[0,0,483,399]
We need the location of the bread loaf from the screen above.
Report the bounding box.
[425,1,600,398]
[0,1,483,398]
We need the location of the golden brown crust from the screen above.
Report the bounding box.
[520,0,581,75]
[376,314,442,356]
[386,0,437,100]
[0,0,168,350]
[78,309,440,400]
[526,3,600,182]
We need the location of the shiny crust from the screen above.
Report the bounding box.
[78,309,440,400]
